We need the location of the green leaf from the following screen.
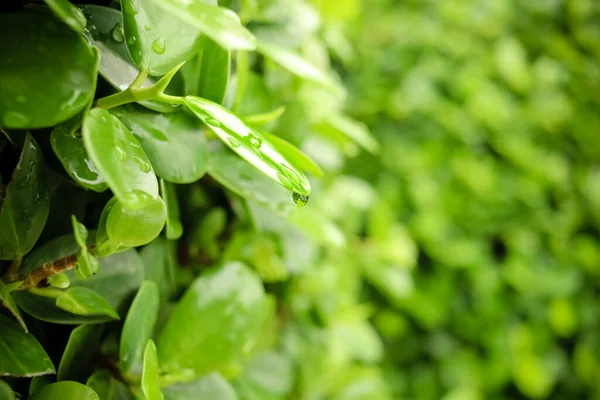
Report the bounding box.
[0,12,96,128]
[120,281,160,379]
[256,40,339,90]
[288,207,345,247]
[57,324,104,382]
[0,281,27,332]
[50,126,108,192]
[71,216,88,248]
[43,0,87,33]
[158,262,265,377]
[316,113,379,154]
[142,340,164,400]
[0,134,51,260]
[81,5,182,114]
[29,382,99,400]
[244,106,286,127]
[207,145,293,213]
[112,104,209,183]
[163,373,238,400]
[122,0,209,76]
[56,287,120,319]
[83,108,160,211]
[181,37,230,103]
[184,96,311,197]
[105,196,167,247]
[0,315,55,377]
[261,131,323,178]
[140,237,176,303]
[17,233,91,275]
[234,352,293,400]
[29,376,54,396]
[87,370,134,400]
[0,379,15,400]
[47,273,70,289]
[160,180,183,240]
[148,0,256,51]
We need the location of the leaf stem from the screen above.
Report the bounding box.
[130,68,149,90]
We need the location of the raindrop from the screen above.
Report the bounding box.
[152,38,166,54]
[16,95,26,104]
[127,36,137,45]
[111,23,124,43]
[144,24,151,31]
[133,154,152,173]
[228,137,241,148]
[249,135,262,148]
[205,118,222,128]
[291,192,309,207]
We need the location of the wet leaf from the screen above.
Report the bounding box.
[57,324,104,382]
[261,131,323,178]
[55,287,120,320]
[105,197,167,247]
[142,340,163,400]
[28,381,99,400]
[43,0,87,33]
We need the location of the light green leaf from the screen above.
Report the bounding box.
[104,196,167,247]
[43,0,86,33]
[261,131,323,178]
[56,287,120,319]
[0,134,50,260]
[182,36,230,103]
[57,324,104,382]
[0,281,27,332]
[0,315,55,377]
[83,108,160,211]
[120,281,160,379]
[148,0,256,50]
[317,113,379,154]
[142,340,164,400]
[163,373,238,400]
[29,382,99,400]
[160,180,183,240]
[184,96,310,196]
[158,262,265,376]
[0,379,15,400]
[244,106,285,127]
[71,215,88,248]
[234,352,293,399]
[87,370,135,400]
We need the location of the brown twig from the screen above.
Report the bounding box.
[12,255,78,291]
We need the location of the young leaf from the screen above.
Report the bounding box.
[0,12,96,128]
[184,96,311,197]
[142,340,164,400]
[158,262,265,377]
[122,0,208,76]
[0,379,15,400]
[160,180,183,240]
[71,215,99,279]
[28,382,99,400]
[71,216,88,247]
[0,134,50,260]
[163,373,238,400]
[57,324,104,382]
[55,287,120,319]
[81,5,181,114]
[0,281,27,332]
[120,281,160,379]
[105,197,167,247]
[43,0,87,33]
[83,108,160,211]
[87,370,135,400]
[0,315,55,377]
[261,131,323,178]
[181,37,230,103]
[50,127,108,192]
[112,104,209,184]
[148,0,256,50]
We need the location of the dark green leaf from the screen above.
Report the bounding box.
[140,237,176,303]
[28,382,99,400]
[182,37,230,103]
[111,104,209,184]
[148,0,255,50]
[0,379,15,400]
[120,281,160,379]
[55,287,120,319]
[83,108,160,211]
[87,370,134,400]
[57,324,104,382]
[184,96,310,196]
[0,281,27,332]
[160,180,183,240]
[0,134,50,260]
[163,373,238,400]
[122,0,208,76]
[158,262,265,376]
[142,340,163,400]
[30,376,54,396]
[43,0,87,33]
[0,13,96,128]
[0,315,55,377]
[50,127,108,192]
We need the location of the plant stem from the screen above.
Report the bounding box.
[130,68,149,90]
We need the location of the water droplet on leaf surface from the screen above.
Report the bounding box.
[152,38,166,54]
[128,36,136,45]
[249,135,262,148]
[205,118,222,128]
[111,23,124,43]
[144,24,151,31]
[228,137,241,148]
[292,192,309,206]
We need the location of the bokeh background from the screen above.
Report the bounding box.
[244,0,600,398]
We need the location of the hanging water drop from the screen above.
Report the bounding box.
[152,38,166,54]
[291,192,309,207]
[111,23,124,43]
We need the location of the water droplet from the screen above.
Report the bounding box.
[152,38,166,54]
[115,146,127,161]
[127,36,137,45]
[249,135,262,148]
[144,24,151,31]
[133,154,152,172]
[228,137,241,148]
[205,118,222,128]
[16,95,26,104]
[3,111,29,127]
[111,23,124,43]
[292,192,309,206]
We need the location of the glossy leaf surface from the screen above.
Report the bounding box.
[83,108,159,210]
[0,13,96,128]
[112,104,208,183]
[261,131,323,178]
[184,96,310,196]
[29,382,99,400]
[55,287,120,319]
[57,324,104,382]
[142,340,163,400]
[158,262,265,376]
[163,373,238,400]
[0,135,50,260]
[43,0,87,33]
[0,315,55,377]
[105,197,167,247]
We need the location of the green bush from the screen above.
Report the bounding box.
[0,0,599,399]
